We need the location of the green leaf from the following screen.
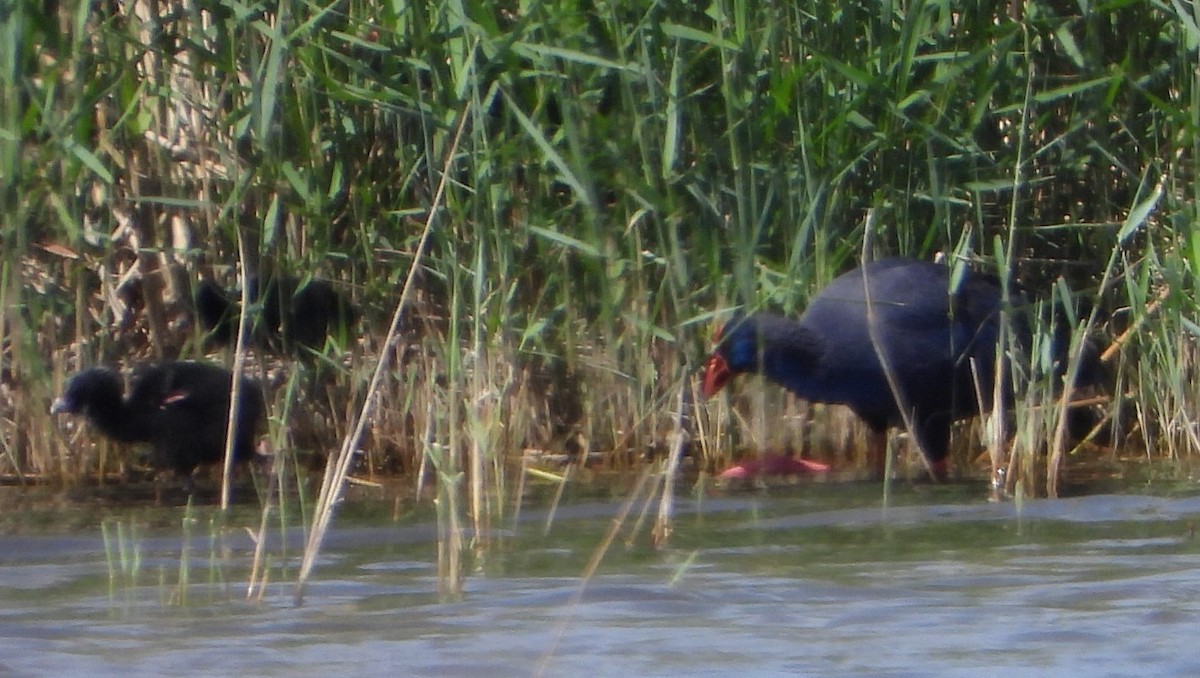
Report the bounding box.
[1054,23,1085,68]
[281,161,312,204]
[663,44,683,178]
[1181,316,1200,339]
[660,22,739,50]
[896,89,930,112]
[964,179,1019,193]
[502,90,594,209]
[1118,179,1163,245]
[1032,75,1113,104]
[529,225,603,258]
[846,110,874,130]
[513,42,638,72]
[66,141,113,183]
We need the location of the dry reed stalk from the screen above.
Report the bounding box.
[629,470,662,547]
[543,464,572,537]
[220,227,253,511]
[651,380,690,547]
[245,442,283,600]
[535,464,656,678]
[293,98,472,605]
[859,210,928,489]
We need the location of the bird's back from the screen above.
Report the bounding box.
[128,362,263,474]
[796,258,1005,421]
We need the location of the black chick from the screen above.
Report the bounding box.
[51,362,265,489]
[196,275,356,352]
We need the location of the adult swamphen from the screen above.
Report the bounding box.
[197,275,356,352]
[702,257,1098,480]
[51,362,265,490]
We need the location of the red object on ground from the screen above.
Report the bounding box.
[718,453,830,480]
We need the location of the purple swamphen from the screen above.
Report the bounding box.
[702,257,1098,480]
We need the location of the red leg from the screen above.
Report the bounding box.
[928,456,949,482]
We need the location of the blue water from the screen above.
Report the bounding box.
[1,489,1199,677]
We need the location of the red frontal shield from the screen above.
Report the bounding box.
[701,353,731,398]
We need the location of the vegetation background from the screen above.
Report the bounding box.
[2,0,1197,527]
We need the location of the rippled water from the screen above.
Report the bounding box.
[2,486,1199,677]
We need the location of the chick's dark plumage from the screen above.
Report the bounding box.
[197,276,356,352]
[52,362,264,481]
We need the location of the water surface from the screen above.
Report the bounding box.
[1,485,1198,677]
